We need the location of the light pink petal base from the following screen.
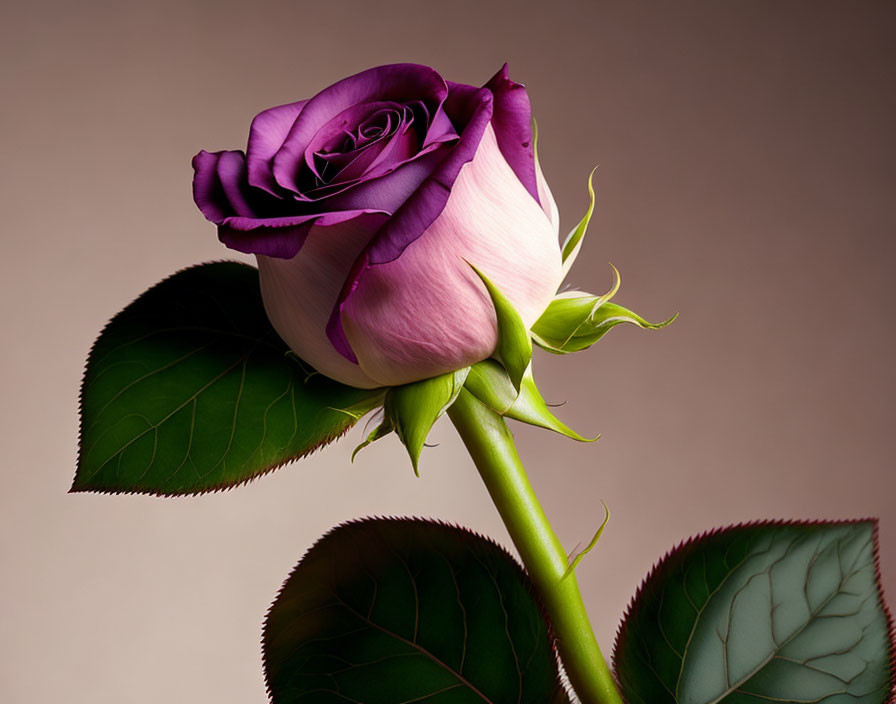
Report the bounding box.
[536,155,560,239]
[340,124,562,387]
[257,214,388,389]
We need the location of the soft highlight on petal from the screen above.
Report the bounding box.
[338,124,563,387]
[246,100,307,195]
[364,83,494,264]
[256,213,389,389]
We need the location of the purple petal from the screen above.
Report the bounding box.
[272,64,449,193]
[367,83,494,264]
[325,83,495,359]
[483,64,540,205]
[219,208,387,259]
[216,151,255,217]
[192,149,258,223]
[318,148,448,214]
[246,100,307,195]
[301,101,401,184]
[192,150,231,223]
[257,213,388,388]
[333,124,562,386]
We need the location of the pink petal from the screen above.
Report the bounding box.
[535,155,560,238]
[256,213,389,388]
[247,100,307,195]
[339,124,563,386]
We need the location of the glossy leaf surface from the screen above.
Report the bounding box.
[614,520,894,704]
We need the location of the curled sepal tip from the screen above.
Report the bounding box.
[533,270,676,355]
[464,359,596,443]
[468,262,533,391]
[561,166,597,278]
[564,500,610,580]
[351,417,394,462]
[383,368,470,475]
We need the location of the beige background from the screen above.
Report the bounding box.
[1,0,894,701]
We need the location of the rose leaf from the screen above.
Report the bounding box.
[74,261,383,495]
[264,518,572,704]
[614,520,895,704]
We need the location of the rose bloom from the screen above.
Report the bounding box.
[193,64,561,388]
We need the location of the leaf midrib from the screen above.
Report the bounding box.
[699,536,866,704]
[332,592,497,704]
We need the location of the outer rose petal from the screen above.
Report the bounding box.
[338,124,563,387]
[192,150,252,223]
[246,100,307,195]
[484,64,541,205]
[535,153,560,238]
[219,208,385,259]
[256,213,388,389]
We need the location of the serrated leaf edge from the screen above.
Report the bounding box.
[72,260,375,498]
[611,517,896,704]
[260,515,573,703]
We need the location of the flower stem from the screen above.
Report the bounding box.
[447,389,623,704]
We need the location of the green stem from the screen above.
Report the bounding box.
[447,389,623,704]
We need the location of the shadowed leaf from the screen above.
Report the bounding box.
[264,518,572,704]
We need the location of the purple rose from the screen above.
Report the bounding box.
[193,63,562,388]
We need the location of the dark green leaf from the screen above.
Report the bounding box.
[75,262,383,495]
[264,518,571,704]
[614,520,895,704]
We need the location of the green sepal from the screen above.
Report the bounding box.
[564,501,610,579]
[329,391,387,421]
[561,167,597,277]
[532,269,676,354]
[469,263,532,390]
[384,368,470,475]
[464,360,596,443]
[350,416,393,462]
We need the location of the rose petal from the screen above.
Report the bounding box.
[334,124,563,387]
[219,208,388,259]
[535,153,560,237]
[323,82,493,360]
[192,150,233,223]
[319,148,449,214]
[484,64,540,205]
[272,64,449,193]
[302,102,401,185]
[256,213,388,389]
[246,100,307,195]
[216,151,256,217]
[366,82,494,264]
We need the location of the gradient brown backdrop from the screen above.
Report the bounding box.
[1,0,894,701]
